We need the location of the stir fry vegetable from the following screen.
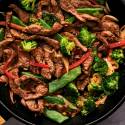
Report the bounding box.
[44,109,69,123]
[49,66,81,93]
[77,8,104,16]
[81,97,96,116]
[11,16,26,26]
[21,40,37,52]
[111,49,124,63]
[102,72,119,95]
[92,56,108,75]
[20,0,36,12]
[60,36,75,56]
[44,96,65,105]
[78,27,96,47]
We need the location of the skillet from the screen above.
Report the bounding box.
[0,0,125,125]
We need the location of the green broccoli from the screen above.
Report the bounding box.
[81,97,96,116]
[111,49,124,64]
[78,27,96,47]
[20,0,36,12]
[88,83,103,92]
[92,56,108,75]
[42,12,58,27]
[60,36,75,56]
[66,83,80,97]
[102,72,119,95]
[21,40,37,52]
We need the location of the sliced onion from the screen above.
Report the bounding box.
[102,15,119,22]
[9,91,16,104]
[43,45,54,53]
[105,1,111,13]
[62,56,69,73]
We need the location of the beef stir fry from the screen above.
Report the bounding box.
[0,0,125,123]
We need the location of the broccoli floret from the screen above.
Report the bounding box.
[102,72,119,95]
[111,49,124,64]
[88,73,104,98]
[20,0,36,12]
[92,56,108,75]
[42,12,58,27]
[60,37,75,56]
[66,83,80,97]
[78,27,96,47]
[88,82,103,92]
[81,97,96,116]
[21,40,37,52]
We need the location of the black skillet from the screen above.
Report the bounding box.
[1,0,125,125]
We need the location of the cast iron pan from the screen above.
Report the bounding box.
[0,0,125,125]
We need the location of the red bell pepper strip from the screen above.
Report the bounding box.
[30,62,49,68]
[69,50,91,70]
[5,70,18,79]
[109,40,125,49]
[0,21,24,31]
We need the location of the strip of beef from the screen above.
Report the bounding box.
[9,4,30,23]
[60,0,86,22]
[32,47,55,79]
[9,75,48,100]
[24,22,63,36]
[77,75,90,91]
[101,31,119,42]
[101,15,120,36]
[27,35,60,49]
[21,99,45,112]
[50,0,65,24]
[0,48,16,73]
[0,38,14,47]
[5,11,13,38]
[32,47,44,64]
[82,55,93,74]
[36,0,50,19]
[62,32,87,52]
[16,47,30,68]
[41,51,55,79]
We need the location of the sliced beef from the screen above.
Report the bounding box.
[24,22,63,36]
[60,0,86,22]
[9,4,30,23]
[21,99,45,112]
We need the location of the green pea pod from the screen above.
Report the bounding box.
[44,96,65,105]
[44,109,69,123]
[11,16,26,26]
[77,8,104,15]
[49,66,81,93]
[0,28,4,41]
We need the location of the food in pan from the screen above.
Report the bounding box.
[0,0,125,123]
